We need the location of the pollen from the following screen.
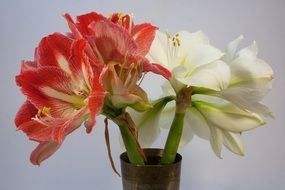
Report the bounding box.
[117,13,125,22]
[166,32,180,47]
[37,106,51,116]
[108,12,126,25]
[172,34,180,47]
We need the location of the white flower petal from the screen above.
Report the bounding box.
[159,101,176,129]
[228,41,273,84]
[161,81,176,96]
[230,57,274,83]
[176,30,209,62]
[177,60,230,91]
[179,116,194,148]
[218,37,274,117]
[127,97,175,147]
[223,35,244,63]
[238,41,258,57]
[209,124,223,158]
[146,30,169,67]
[220,78,273,117]
[185,107,210,140]
[183,44,224,73]
[137,119,161,148]
[169,74,187,93]
[193,94,265,132]
[222,131,244,156]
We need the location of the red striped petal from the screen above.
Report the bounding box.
[15,101,74,142]
[85,75,105,133]
[16,67,76,113]
[68,39,88,76]
[19,107,87,143]
[142,62,172,79]
[21,60,37,73]
[15,101,38,128]
[131,23,157,56]
[30,141,61,165]
[68,39,95,83]
[37,33,72,68]
[17,119,63,142]
[89,20,138,64]
[16,67,73,94]
[64,14,102,68]
[63,13,83,39]
[29,106,91,165]
[76,12,106,36]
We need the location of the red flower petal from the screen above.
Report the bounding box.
[85,75,105,133]
[142,61,172,79]
[68,39,97,84]
[15,101,38,128]
[88,20,138,64]
[16,67,76,113]
[17,119,63,142]
[14,101,79,143]
[131,23,158,56]
[37,33,72,68]
[19,106,87,143]
[64,14,102,67]
[30,141,61,165]
[21,60,37,73]
[109,13,133,32]
[15,101,66,143]
[76,12,106,36]
[63,13,83,39]
[16,66,74,96]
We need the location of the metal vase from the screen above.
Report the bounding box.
[120,148,182,190]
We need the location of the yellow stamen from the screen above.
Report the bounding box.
[166,32,171,39]
[166,32,180,68]
[172,34,180,47]
[37,106,51,116]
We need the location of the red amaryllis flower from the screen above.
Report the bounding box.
[65,12,157,56]
[64,12,171,111]
[15,33,105,165]
[64,12,171,77]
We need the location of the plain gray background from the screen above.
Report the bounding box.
[0,0,284,189]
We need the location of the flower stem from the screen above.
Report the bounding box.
[102,103,145,165]
[118,122,145,165]
[161,86,192,164]
[113,112,145,165]
[161,112,185,164]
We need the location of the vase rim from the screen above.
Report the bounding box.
[120,148,182,167]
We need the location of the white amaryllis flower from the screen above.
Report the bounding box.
[159,83,265,157]
[131,30,269,157]
[146,30,230,91]
[216,36,274,117]
[130,30,229,148]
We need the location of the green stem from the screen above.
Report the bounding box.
[161,86,192,164]
[117,121,145,165]
[161,112,185,164]
[102,103,145,165]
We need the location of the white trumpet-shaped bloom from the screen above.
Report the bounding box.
[217,36,274,117]
[146,30,230,91]
[158,83,265,157]
[131,31,272,157]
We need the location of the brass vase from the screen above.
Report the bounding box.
[120,148,182,190]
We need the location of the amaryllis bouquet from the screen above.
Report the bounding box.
[15,11,273,170]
